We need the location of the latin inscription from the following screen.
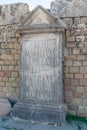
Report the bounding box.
[22,39,59,102]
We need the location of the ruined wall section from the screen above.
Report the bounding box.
[51,0,87,117]
[64,17,87,117]
[0,3,30,99]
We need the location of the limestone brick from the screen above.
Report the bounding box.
[72,98,81,105]
[79,106,87,113]
[76,36,85,42]
[73,48,80,54]
[0,61,4,65]
[73,61,81,66]
[69,67,79,73]
[75,74,83,79]
[77,55,85,60]
[67,36,75,42]
[76,87,84,93]
[11,72,19,78]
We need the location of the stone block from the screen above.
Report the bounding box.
[66,42,76,48]
[77,112,87,117]
[0,77,2,81]
[68,110,76,116]
[7,55,14,60]
[77,23,86,29]
[79,79,87,85]
[10,61,17,65]
[6,82,12,87]
[1,54,8,60]
[67,36,75,42]
[76,87,84,93]
[9,77,16,82]
[64,67,68,73]
[72,98,81,105]
[5,61,11,65]
[77,55,85,60]
[75,74,83,79]
[69,67,79,73]
[11,72,18,77]
[0,71,5,77]
[16,33,20,38]
[74,92,82,98]
[9,66,14,71]
[80,67,87,73]
[70,79,79,86]
[3,77,9,82]
[81,48,87,54]
[0,98,11,117]
[64,18,73,25]
[0,61,4,65]
[2,66,8,71]
[13,44,20,49]
[74,18,81,24]
[73,61,81,66]
[5,71,10,77]
[65,91,73,97]
[15,66,19,71]
[66,30,70,36]
[8,44,13,49]
[65,74,73,78]
[77,43,84,48]
[84,74,87,79]
[81,17,87,23]
[0,82,5,87]
[3,87,9,92]
[83,61,87,66]
[11,82,18,87]
[14,55,20,60]
[64,79,70,86]
[73,48,80,54]
[64,61,72,66]
[8,87,16,93]
[79,106,87,113]
[76,36,85,42]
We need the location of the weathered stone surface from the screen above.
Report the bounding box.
[11,6,66,125]
[0,98,11,117]
[50,0,87,17]
[0,3,30,25]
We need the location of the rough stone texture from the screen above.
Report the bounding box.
[0,3,30,25]
[11,6,66,125]
[0,3,31,98]
[50,0,87,17]
[1,2,87,119]
[0,24,21,98]
[0,98,11,117]
[64,16,87,117]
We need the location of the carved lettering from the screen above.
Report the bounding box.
[22,39,58,101]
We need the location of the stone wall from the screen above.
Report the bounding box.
[0,3,30,99]
[0,24,21,98]
[63,17,87,117]
[0,1,87,118]
[51,0,87,117]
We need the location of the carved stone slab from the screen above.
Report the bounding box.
[21,33,63,106]
[11,6,66,125]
